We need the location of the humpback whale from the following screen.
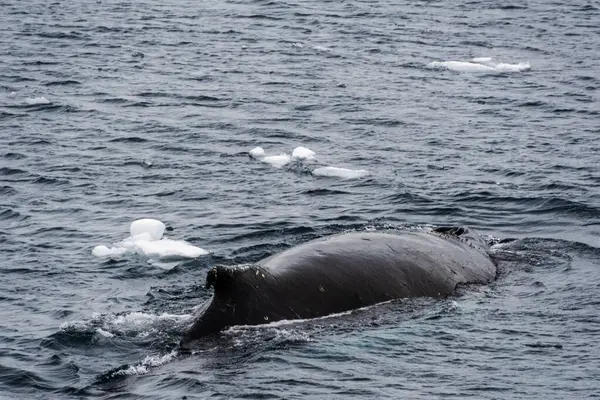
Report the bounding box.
[181,227,496,346]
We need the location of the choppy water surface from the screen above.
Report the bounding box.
[1,0,599,398]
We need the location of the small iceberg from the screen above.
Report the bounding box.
[291,146,316,161]
[92,219,209,264]
[427,57,531,73]
[249,145,317,168]
[249,146,265,159]
[249,145,368,179]
[312,166,369,180]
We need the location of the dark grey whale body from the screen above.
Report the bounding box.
[181,227,496,346]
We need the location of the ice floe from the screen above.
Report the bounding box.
[427,57,531,73]
[313,166,369,179]
[249,145,368,179]
[92,218,209,264]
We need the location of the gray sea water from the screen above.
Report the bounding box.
[1,0,599,398]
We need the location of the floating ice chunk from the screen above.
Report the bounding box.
[130,218,165,240]
[92,219,209,263]
[96,328,115,338]
[292,146,316,160]
[250,146,314,168]
[262,153,291,168]
[25,96,51,105]
[428,61,496,73]
[249,146,265,159]
[92,245,129,257]
[313,45,330,52]
[313,166,369,179]
[428,59,531,74]
[494,62,531,72]
[133,237,209,259]
[471,57,494,64]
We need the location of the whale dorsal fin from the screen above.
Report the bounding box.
[205,264,263,293]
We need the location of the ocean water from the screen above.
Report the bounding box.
[1,0,599,398]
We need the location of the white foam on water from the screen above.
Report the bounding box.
[292,146,316,160]
[92,219,209,264]
[262,153,292,168]
[225,327,312,347]
[141,350,178,367]
[60,311,192,342]
[116,365,149,376]
[25,96,51,105]
[312,166,369,180]
[110,350,179,377]
[109,311,191,330]
[59,320,88,331]
[428,58,531,74]
[111,311,159,329]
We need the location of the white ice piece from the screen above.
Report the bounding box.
[262,153,292,168]
[428,59,531,74]
[249,146,265,159]
[313,166,369,179]
[133,237,209,259]
[292,146,316,160]
[428,61,496,73]
[92,219,208,263]
[25,96,51,105]
[130,218,165,240]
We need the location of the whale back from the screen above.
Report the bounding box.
[181,229,496,344]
